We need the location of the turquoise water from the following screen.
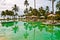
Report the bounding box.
[0,21,60,40]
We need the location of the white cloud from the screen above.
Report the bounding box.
[0,0,59,14]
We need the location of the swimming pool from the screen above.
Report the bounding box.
[0,21,60,40]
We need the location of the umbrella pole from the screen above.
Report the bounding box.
[52,17,54,24]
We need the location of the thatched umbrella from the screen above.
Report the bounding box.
[48,14,56,23]
[40,16,45,19]
[48,14,56,17]
[31,15,38,21]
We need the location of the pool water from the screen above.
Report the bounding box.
[0,21,60,40]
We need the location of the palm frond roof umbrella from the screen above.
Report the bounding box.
[31,15,37,17]
[48,14,56,17]
[40,16,45,18]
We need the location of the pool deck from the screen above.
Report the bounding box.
[0,19,60,25]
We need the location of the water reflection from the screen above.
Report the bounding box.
[0,21,60,40]
[55,30,60,40]
[24,22,60,40]
[1,21,18,27]
[24,32,29,39]
[12,25,19,33]
[1,21,19,33]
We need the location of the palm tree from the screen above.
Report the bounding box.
[12,4,19,20]
[56,0,60,11]
[31,9,40,16]
[5,10,9,18]
[46,6,49,13]
[15,13,18,19]
[18,15,21,21]
[39,7,46,16]
[24,8,29,14]
[1,11,6,19]
[45,6,49,19]
[5,10,14,20]
[29,7,33,11]
[8,11,14,19]
[12,4,19,12]
[24,0,29,8]
[24,0,29,15]
[49,0,56,13]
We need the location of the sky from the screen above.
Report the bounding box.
[0,0,59,16]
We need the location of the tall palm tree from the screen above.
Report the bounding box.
[12,4,19,12]
[12,4,19,20]
[34,0,36,9]
[24,0,29,15]
[24,0,29,8]
[49,0,56,13]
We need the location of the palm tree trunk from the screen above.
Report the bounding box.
[34,0,36,9]
[14,11,16,21]
[26,5,27,14]
[4,16,5,20]
[52,0,54,23]
[52,0,54,14]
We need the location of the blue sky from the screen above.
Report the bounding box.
[0,0,59,15]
